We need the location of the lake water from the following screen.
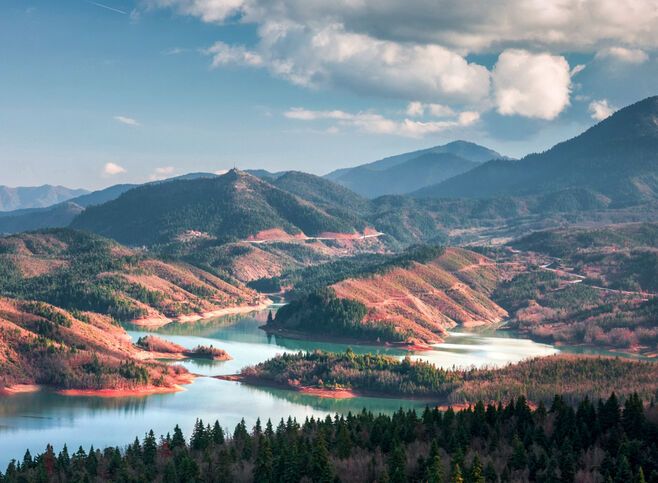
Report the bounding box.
[0,310,561,467]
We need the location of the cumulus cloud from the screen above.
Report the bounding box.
[492,50,572,120]
[406,102,455,118]
[103,162,127,176]
[204,25,491,104]
[149,166,176,181]
[146,0,658,52]
[588,99,615,121]
[114,115,140,126]
[205,42,263,67]
[595,47,649,64]
[284,107,479,138]
[147,0,658,123]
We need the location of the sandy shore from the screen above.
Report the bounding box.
[131,301,272,328]
[57,373,197,398]
[57,384,187,398]
[0,384,41,396]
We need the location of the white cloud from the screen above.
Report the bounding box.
[204,25,491,104]
[284,106,479,138]
[492,49,572,120]
[103,162,127,176]
[595,47,649,64]
[114,115,140,126]
[146,0,244,23]
[205,42,263,67]
[146,0,658,52]
[405,102,455,118]
[149,166,176,180]
[147,0,658,123]
[588,99,615,121]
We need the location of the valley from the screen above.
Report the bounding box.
[1,95,658,482]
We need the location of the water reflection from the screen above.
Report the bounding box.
[1,310,561,467]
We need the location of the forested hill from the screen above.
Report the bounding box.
[414,96,658,205]
[70,169,368,246]
[267,247,507,345]
[0,229,263,323]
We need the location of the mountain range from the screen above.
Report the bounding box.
[70,169,368,246]
[2,95,658,248]
[0,185,88,211]
[325,140,506,198]
[414,96,658,205]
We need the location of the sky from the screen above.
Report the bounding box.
[1,0,657,190]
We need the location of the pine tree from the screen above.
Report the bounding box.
[310,432,333,483]
[510,435,527,470]
[171,424,186,449]
[163,460,178,483]
[143,429,157,471]
[484,462,497,483]
[388,444,406,483]
[191,419,208,451]
[212,420,225,445]
[451,463,465,483]
[425,441,444,483]
[216,447,234,483]
[470,454,485,483]
[85,447,98,477]
[336,423,352,459]
[254,436,274,483]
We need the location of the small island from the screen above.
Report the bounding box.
[225,350,658,405]
[136,335,232,361]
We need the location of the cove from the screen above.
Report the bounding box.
[0,309,560,468]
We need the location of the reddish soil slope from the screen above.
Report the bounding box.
[331,248,508,343]
[0,297,188,392]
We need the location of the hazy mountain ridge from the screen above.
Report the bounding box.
[0,185,88,212]
[324,140,505,198]
[414,96,658,204]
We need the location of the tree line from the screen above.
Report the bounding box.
[3,392,657,482]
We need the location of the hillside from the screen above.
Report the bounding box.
[0,229,265,326]
[240,350,658,404]
[493,227,658,353]
[330,153,482,198]
[0,202,84,235]
[0,296,189,392]
[325,141,502,198]
[71,169,368,246]
[268,247,507,345]
[415,96,658,205]
[0,185,88,211]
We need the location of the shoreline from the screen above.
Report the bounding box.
[131,301,273,328]
[0,384,41,396]
[501,327,658,359]
[261,325,439,352]
[216,374,441,402]
[1,373,196,399]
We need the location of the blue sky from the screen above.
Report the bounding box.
[1,0,657,190]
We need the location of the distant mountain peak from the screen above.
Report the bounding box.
[323,140,505,198]
[413,95,658,204]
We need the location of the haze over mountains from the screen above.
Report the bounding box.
[0,185,88,211]
[414,96,658,204]
[2,96,658,247]
[325,141,506,198]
